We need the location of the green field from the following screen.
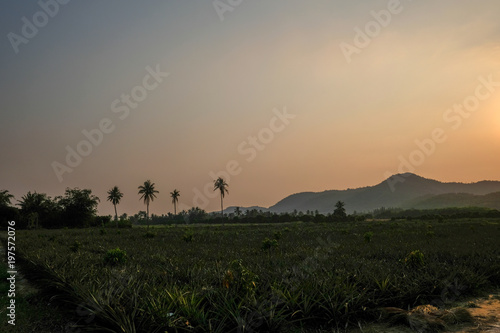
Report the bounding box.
[2,219,500,332]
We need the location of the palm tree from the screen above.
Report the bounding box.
[170,189,180,215]
[107,186,123,226]
[18,191,50,229]
[0,190,14,207]
[235,206,241,217]
[333,200,346,220]
[213,177,229,219]
[138,180,159,229]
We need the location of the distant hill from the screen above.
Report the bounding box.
[268,173,500,214]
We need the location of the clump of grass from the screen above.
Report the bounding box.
[104,248,127,265]
[144,231,156,238]
[375,276,391,292]
[69,240,81,252]
[404,250,425,268]
[261,238,278,251]
[364,231,373,243]
[440,307,474,324]
[466,301,479,308]
[222,260,258,295]
[382,305,473,332]
[183,230,194,243]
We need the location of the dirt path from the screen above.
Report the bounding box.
[451,294,500,333]
[345,293,500,333]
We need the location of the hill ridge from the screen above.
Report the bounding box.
[268,173,500,214]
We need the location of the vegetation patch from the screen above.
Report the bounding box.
[3,219,500,332]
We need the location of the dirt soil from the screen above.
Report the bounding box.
[452,294,500,332]
[347,293,500,333]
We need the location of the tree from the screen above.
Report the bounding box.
[107,186,123,227]
[58,188,100,227]
[170,189,180,215]
[213,177,229,219]
[138,180,159,229]
[185,207,207,223]
[234,206,241,217]
[17,191,59,228]
[333,200,347,220]
[0,190,19,229]
[0,190,14,207]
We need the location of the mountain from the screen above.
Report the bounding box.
[268,173,500,214]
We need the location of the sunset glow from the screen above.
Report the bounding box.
[1,0,499,216]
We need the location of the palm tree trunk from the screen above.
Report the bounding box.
[221,194,224,225]
[174,202,177,215]
[114,204,118,228]
[147,203,150,229]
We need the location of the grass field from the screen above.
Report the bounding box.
[2,219,500,332]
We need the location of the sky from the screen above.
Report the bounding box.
[1,0,499,216]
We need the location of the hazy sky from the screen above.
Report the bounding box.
[1,0,499,216]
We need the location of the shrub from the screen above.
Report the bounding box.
[405,250,425,268]
[364,231,373,243]
[144,231,156,238]
[69,241,81,252]
[261,238,278,251]
[223,259,258,295]
[183,230,194,243]
[117,219,132,228]
[104,248,127,265]
[94,215,112,227]
[104,219,133,228]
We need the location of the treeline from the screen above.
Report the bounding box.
[0,188,107,229]
[2,187,499,230]
[0,187,363,229]
[130,207,370,226]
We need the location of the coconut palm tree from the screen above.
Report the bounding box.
[333,200,346,220]
[138,180,159,229]
[18,191,51,229]
[107,186,123,226]
[213,177,229,219]
[170,189,180,215]
[0,190,14,207]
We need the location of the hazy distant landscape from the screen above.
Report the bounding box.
[2,173,500,332]
[240,173,500,214]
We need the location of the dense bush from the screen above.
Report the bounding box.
[103,247,127,265]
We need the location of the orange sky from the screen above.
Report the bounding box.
[1,1,499,216]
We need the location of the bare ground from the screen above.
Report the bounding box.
[346,292,500,333]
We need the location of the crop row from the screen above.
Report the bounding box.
[5,219,500,332]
